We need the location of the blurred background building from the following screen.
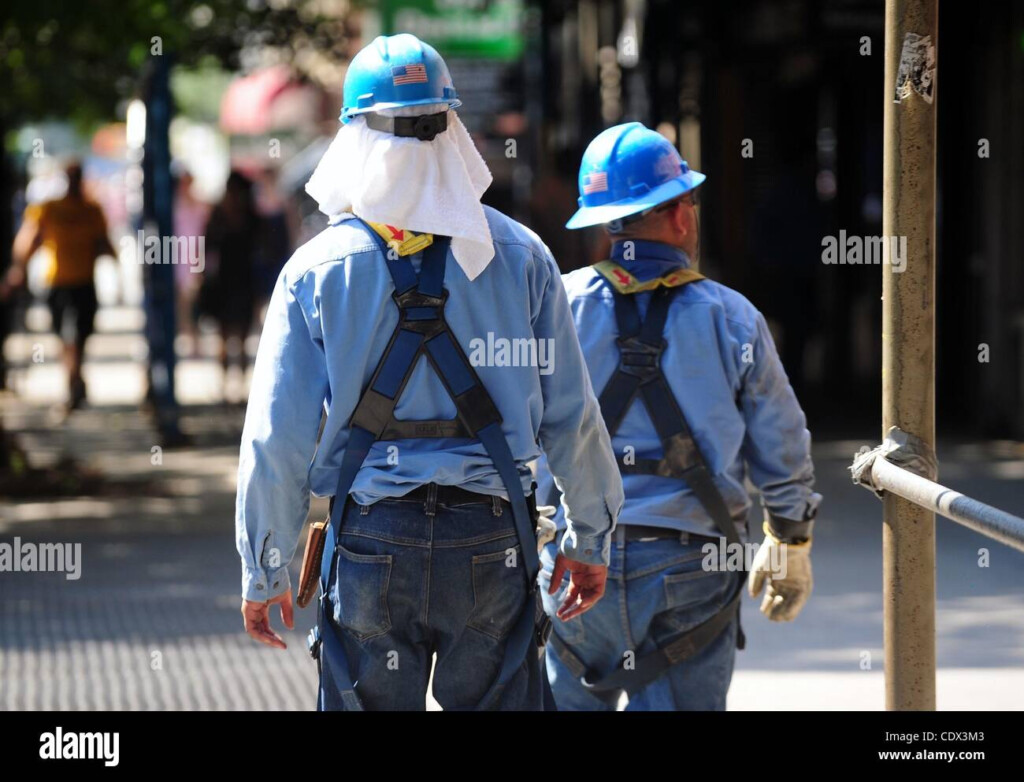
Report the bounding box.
[535,0,1024,439]
[1,0,1023,439]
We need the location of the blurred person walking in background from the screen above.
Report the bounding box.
[252,167,293,319]
[172,168,209,356]
[202,170,261,402]
[6,160,115,412]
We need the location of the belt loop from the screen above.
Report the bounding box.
[360,504,370,516]
[678,530,689,546]
[424,483,437,517]
[614,524,626,548]
[491,495,503,517]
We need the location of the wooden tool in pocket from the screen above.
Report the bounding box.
[297,517,329,608]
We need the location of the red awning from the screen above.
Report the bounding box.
[219,66,319,135]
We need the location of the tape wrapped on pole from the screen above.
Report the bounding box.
[849,425,938,497]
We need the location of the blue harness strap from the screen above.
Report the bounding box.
[596,283,741,549]
[570,278,746,696]
[315,220,541,710]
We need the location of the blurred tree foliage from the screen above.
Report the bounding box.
[0,0,362,132]
[0,0,364,470]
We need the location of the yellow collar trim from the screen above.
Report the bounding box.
[367,222,435,257]
[593,260,705,294]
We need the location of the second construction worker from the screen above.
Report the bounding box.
[536,122,823,710]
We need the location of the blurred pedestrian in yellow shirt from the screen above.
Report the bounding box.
[7,160,116,411]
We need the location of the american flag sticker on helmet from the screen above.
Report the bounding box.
[583,171,608,194]
[392,64,428,85]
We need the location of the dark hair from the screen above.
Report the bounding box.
[65,160,84,192]
[225,170,253,195]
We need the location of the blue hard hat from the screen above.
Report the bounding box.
[341,34,461,123]
[566,122,706,230]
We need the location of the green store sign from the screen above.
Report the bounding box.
[379,0,524,60]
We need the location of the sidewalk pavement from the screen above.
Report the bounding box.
[2,304,1023,710]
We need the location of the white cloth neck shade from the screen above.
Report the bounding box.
[305,103,495,281]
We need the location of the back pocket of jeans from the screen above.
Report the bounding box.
[331,544,393,642]
[663,554,732,612]
[662,566,735,634]
[467,547,527,641]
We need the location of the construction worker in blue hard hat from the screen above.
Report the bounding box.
[235,33,623,711]
[535,122,822,710]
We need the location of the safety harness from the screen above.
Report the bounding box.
[308,219,544,710]
[548,271,746,699]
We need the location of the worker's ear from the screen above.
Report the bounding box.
[669,200,688,237]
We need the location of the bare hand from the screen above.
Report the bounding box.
[3,266,26,298]
[548,554,607,621]
[241,588,295,649]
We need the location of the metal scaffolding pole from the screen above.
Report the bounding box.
[882,0,939,710]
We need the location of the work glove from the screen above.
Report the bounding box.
[747,522,813,621]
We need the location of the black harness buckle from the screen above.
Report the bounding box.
[615,335,666,383]
[394,288,449,337]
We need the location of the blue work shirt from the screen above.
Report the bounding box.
[536,239,821,541]
[236,208,623,602]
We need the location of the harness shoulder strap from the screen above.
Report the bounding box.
[596,278,740,547]
[597,285,674,434]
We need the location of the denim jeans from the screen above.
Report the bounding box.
[540,531,742,710]
[319,487,543,710]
